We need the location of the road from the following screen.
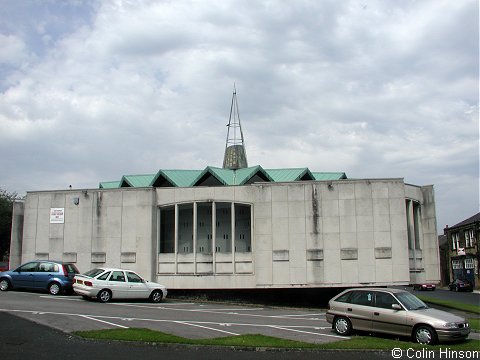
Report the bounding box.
[0,311,395,360]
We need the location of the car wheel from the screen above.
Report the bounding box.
[150,290,163,303]
[97,289,112,303]
[48,282,62,295]
[0,278,11,291]
[333,316,352,336]
[414,325,437,345]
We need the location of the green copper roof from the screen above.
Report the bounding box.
[99,166,347,189]
[99,181,121,189]
[120,174,156,187]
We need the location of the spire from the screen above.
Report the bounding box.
[223,84,248,169]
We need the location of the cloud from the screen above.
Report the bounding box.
[0,0,478,232]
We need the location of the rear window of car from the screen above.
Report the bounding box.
[83,268,105,278]
[335,291,353,303]
[97,271,111,281]
[64,264,79,274]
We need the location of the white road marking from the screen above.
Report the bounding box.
[109,303,327,322]
[80,314,129,329]
[40,296,83,301]
[0,308,343,341]
[174,321,239,336]
[267,325,350,339]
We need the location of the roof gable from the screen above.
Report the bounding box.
[120,174,155,188]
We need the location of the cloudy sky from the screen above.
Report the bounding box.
[0,0,478,233]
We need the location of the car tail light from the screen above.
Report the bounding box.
[62,265,69,276]
[84,281,93,287]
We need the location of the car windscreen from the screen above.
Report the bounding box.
[82,268,105,278]
[396,292,428,310]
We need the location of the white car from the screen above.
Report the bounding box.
[73,268,167,303]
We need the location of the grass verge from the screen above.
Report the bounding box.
[416,295,480,315]
[74,328,479,350]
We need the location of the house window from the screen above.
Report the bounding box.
[452,233,459,250]
[452,260,462,270]
[465,258,474,269]
[465,229,475,248]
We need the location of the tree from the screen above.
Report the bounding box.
[0,189,21,261]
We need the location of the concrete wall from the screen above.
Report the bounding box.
[17,188,157,280]
[11,178,440,289]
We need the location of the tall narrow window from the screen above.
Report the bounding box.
[178,204,193,253]
[413,202,422,250]
[215,202,231,253]
[452,233,459,250]
[159,206,175,253]
[197,202,212,253]
[235,204,251,252]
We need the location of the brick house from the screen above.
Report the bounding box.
[444,213,480,289]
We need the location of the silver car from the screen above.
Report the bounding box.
[326,288,470,345]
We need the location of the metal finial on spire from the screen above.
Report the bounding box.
[223,84,248,169]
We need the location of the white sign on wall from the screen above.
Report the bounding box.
[50,208,65,224]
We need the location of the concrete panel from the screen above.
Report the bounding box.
[63,252,77,263]
[358,248,375,266]
[102,191,123,207]
[23,208,38,240]
[393,264,410,282]
[358,265,375,283]
[340,232,357,248]
[197,262,214,273]
[272,219,288,248]
[121,252,136,263]
[234,186,256,203]
[175,188,195,203]
[255,218,272,235]
[356,198,373,215]
[273,250,289,261]
[322,199,339,217]
[289,250,306,268]
[306,231,323,249]
[375,247,392,259]
[255,185,272,202]
[373,198,390,215]
[324,233,340,250]
[273,262,290,284]
[92,252,106,263]
[158,262,176,274]
[390,213,407,231]
[178,263,195,273]
[389,198,405,215]
[374,214,391,232]
[287,185,305,202]
[375,259,393,282]
[341,260,358,283]
[288,217,306,235]
[388,182,406,198]
[272,201,288,218]
[354,182,372,199]
[107,206,122,238]
[340,216,357,233]
[290,266,306,284]
[372,182,389,198]
[271,185,288,202]
[339,199,356,216]
[357,216,374,232]
[194,187,215,200]
[341,249,358,260]
[255,235,272,251]
[235,262,253,274]
[255,202,271,218]
[38,193,53,209]
[307,260,324,284]
[357,231,374,249]
[321,183,339,200]
[338,183,355,200]
[213,186,235,200]
[307,249,323,260]
[156,189,175,205]
[323,216,340,233]
[323,249,341,283]
[374,231,391,248]
[288,201,305,218]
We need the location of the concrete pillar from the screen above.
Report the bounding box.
[9,201,24,269]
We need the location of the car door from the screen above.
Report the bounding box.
[12,262,39,289]
[372,291,409,336]
[125,272,151,299]
[108,271,129,299]
[34,262,58,289]
[346,290,374,331]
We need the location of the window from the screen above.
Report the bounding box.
[17,262,38,272]
[97,271,110,281]
[235,204,251,252]
[464,258,474,269]
[84,268,106,278]
[452,233,459,250]
[38,263,58,272]
[349,291,374,306]
[335,291,352,303]
[452,260,462,270]
[465,229,475,248]
[216,202,232,253]
[160,206,175,253]
[375,292,400,309]
[110,271,125,282]
[126,272,143,283]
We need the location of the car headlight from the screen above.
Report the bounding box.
[443,322,458,329]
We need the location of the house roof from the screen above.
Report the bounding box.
[448,212,480,229]
[100,165,347,189]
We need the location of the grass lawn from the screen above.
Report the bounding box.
[74,328,479,351]
[416,295,480,315]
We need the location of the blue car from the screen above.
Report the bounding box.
[0,260,79,295]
